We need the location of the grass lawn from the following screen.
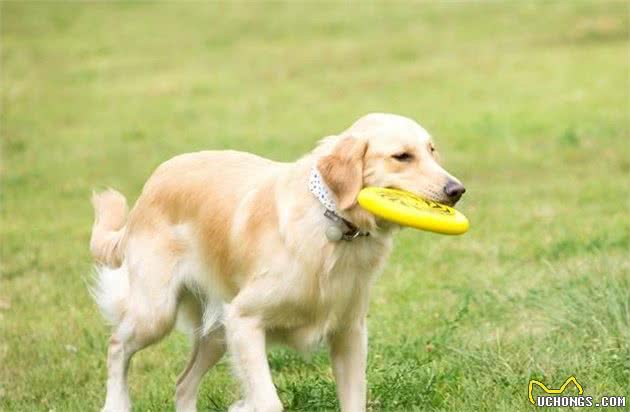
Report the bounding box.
[1,2,629,411]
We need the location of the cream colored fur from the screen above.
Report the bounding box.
[89,113,464,412]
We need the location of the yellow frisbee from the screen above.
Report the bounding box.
[357,187,469,235]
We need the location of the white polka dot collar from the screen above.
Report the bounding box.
[308,167,336,211]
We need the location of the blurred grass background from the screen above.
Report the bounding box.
[1,1,629,411]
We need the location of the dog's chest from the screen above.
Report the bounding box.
[274,240,391,351]
[274,271,361,351]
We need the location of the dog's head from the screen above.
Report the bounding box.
[317,113,465,216]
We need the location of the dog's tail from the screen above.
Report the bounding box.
[89,189,130,325]
[90,189,128,268]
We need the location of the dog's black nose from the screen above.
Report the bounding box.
[443,180,466,202]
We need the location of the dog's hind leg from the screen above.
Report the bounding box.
[103,293,180,412]
[100,239,182,412]
[103,297,179,412]
[175,326,226,412]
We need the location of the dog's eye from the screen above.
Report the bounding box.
[428,143,438,158]
[392,152,413,162]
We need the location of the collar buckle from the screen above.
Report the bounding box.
[324,210,369,241]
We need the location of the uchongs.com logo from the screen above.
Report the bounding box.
[528,376,626,408]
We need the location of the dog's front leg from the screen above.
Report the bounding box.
[225,305,283,412]
[329,318,368,412]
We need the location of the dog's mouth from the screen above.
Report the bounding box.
[385,186,454,206]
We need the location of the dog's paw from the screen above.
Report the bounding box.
[228,399,283,412]
[228,400,251,412]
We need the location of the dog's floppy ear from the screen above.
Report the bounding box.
[317,136,368,210]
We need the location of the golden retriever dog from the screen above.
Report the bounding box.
[89,113,465,412]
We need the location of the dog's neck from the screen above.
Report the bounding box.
[308,167,372,242]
